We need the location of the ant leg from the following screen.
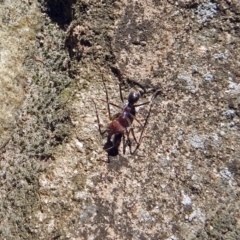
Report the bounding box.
[129,127,138,145]
[123,126,140,155]
[125,128,134,154]
[124,128,137,154]
[98,66,112,120]
[119,82,124,103]
[129,90,160,154]
[92,99,107,136]
[99,99,122,110]
[134,101,150,107]
[109,65,125,103]
[122,132,127,154]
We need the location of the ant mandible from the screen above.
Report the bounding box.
[92,66,159,162]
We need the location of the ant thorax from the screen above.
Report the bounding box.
[118,103,134,128]
[122,103,131,114]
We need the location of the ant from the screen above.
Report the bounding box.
[92,67,160,162]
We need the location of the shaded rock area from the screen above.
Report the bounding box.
[0,0,240,239]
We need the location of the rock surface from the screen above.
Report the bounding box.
[0,0,240,239]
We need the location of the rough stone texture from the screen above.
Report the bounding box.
[0,0,41,149]
[0,0,240,239]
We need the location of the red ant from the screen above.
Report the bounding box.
[92,67,159,162]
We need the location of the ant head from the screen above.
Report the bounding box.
[128,91,140,104]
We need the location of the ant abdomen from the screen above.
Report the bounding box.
[103,133,123,157]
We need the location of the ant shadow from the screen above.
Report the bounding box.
[106,154,129,172]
